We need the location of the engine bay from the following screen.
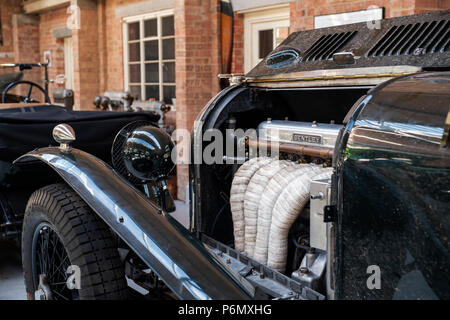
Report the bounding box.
[195,86,370,299]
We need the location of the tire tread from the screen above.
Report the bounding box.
[22,183,128,300]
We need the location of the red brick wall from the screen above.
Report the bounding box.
[97,0,108,95]
[72,6,100,109]
[39,7,67,100]
[414,0,450,13]
[175,0,222,200]
[102,0,128,93]
[36,1,127,109]
[0,0,22,65]
[231,13,244,74]
[289,0,450,32]
[12,14,41,98]
[0,1,40,98]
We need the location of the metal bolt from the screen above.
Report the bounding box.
[118,216,124,223]
[307,247,316,254]
[299,267,309,274]
[311,192,324,200]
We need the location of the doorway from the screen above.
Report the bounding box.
[244,6,290,73]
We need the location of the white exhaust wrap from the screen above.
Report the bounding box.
[267,168,332,272]
[253,163,323,264]
[243,160,291,257]
[229,157,273,252]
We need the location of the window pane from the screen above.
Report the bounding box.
[145,63,159,83]
[259,29,273,59]
[144,18,157,37]
[162,38,175,60]
[163,62,175,83]
[144,40,159,61]
[129,64,141,83]
[128,42,140,62]
[128,22,140,40]
[162,16,174,36]
[163,85,175,104]
[145,85,159,100]
[129,85,141,100]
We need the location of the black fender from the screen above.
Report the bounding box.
[15,147,252,300]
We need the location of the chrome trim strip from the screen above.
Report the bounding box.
[245,65,422,85]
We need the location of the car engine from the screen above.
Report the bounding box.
[204,118,343,299]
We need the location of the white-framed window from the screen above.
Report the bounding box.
[123,9,175,104]
[243,6,290,73]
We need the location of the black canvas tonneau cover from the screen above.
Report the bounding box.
[247,10,450,79]
[0,105,160,163]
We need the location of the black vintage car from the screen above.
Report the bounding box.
[1,10,449,300]
[0,63,52,104]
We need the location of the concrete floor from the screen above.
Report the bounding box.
[0,199,189,300]
[0,241,27,300]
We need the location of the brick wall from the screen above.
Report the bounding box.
[231,13,244,74]
[0,1,40,98]
[289,0,449,32]
[39,7,67,100]
[0,0,22,65]
[102,0,128,93]
[72,6,100,109]
[415,0,450,13]
[174,0,222,200]
[12,14,41,99]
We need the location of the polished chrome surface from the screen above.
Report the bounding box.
[258,120,343,149]
[35,274,52,300]
[122,125,175,182]
[15,147,252,300]
[291,251,327,292]
[52,124,75,152]
[310,179,331,251]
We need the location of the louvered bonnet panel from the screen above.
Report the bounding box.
[247,10,450,79]
[367,19,449,57]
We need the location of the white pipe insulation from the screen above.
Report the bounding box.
[243,160,292,257]
[267,168,332,272]
[253,163,324,264]
[229,157,273,252]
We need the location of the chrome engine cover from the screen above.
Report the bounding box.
[257,120,343,149]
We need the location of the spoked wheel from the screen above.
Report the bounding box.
[1,80,50,103]
[32,223,79,300]
[22,183,128,300]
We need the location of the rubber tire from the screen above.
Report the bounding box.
[22,183,128,300]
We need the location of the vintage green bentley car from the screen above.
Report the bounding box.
[1,10,449,300]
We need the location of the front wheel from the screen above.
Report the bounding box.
[22,183,128,300]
